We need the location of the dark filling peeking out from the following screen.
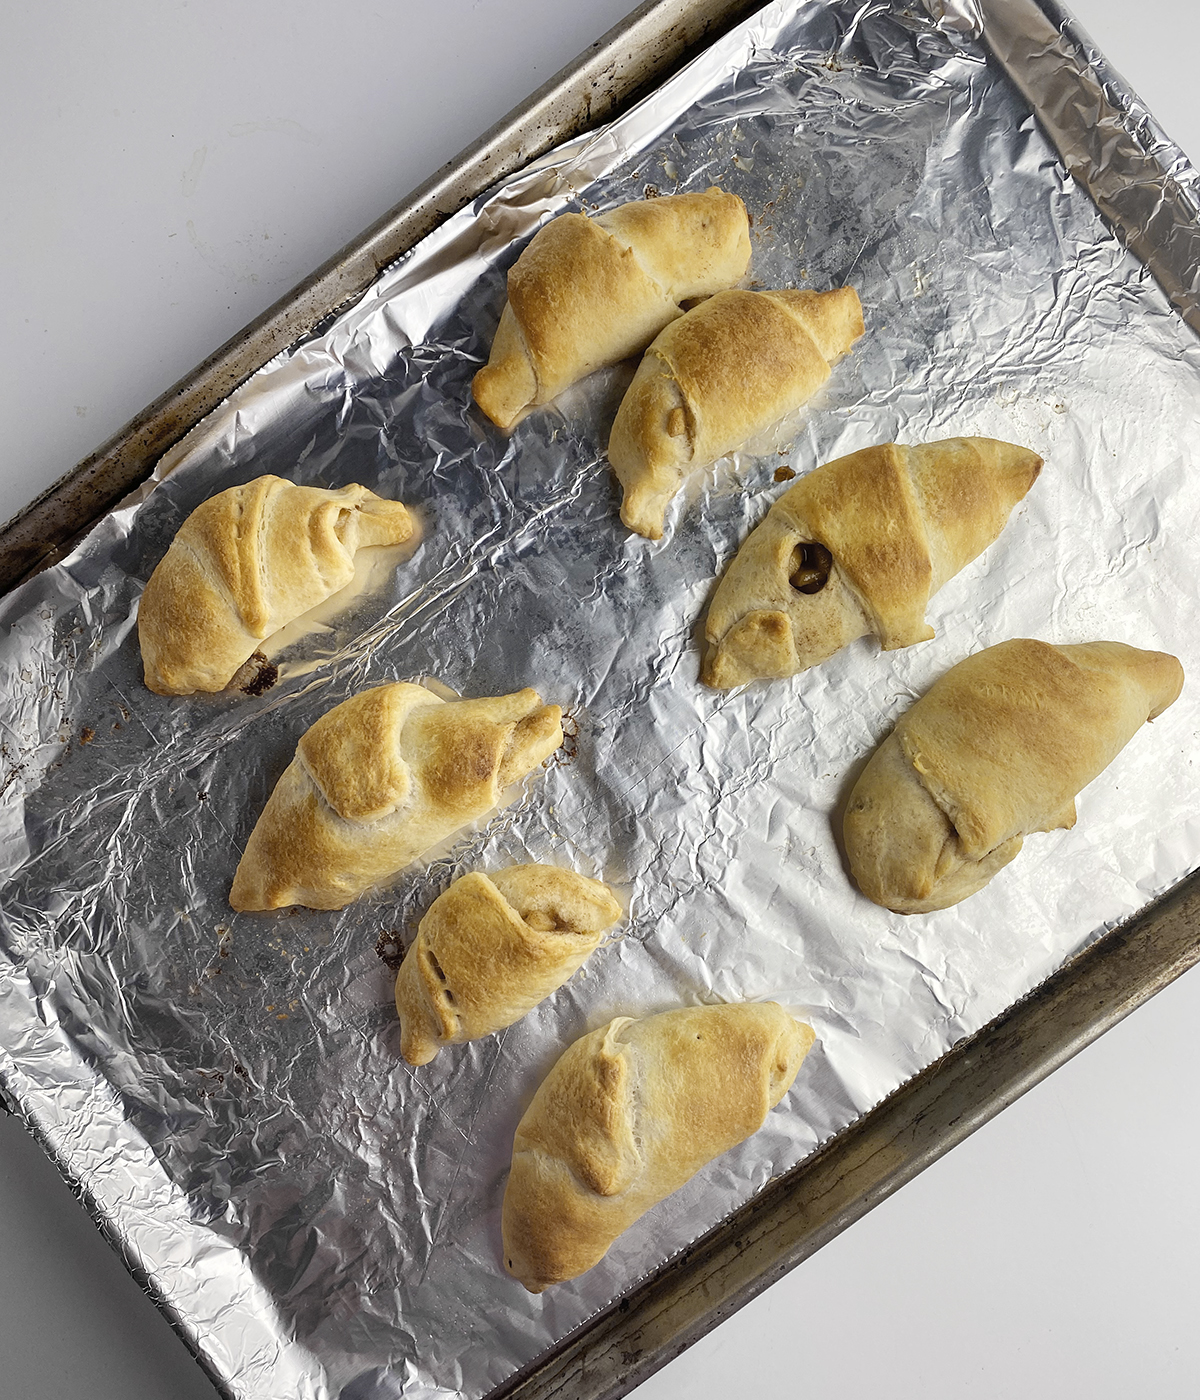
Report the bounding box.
[789,542,832,594]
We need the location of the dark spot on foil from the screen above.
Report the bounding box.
[774,465,796,483]
[80,727,95,745]
[643,184,660,198]
[240,653,278,696]
[554,710,580,766]
[375,930,405,971]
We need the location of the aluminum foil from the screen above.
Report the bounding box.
[2,1,1199,1396]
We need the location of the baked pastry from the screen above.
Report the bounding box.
[844,639,1184,914]
[472,187,751,431]
[139,476,415,695]
[502,1002,815,1292]
[703,438,1042,688]
[230,686,563,911]
[394,865,622,1065]
[609,286,864,539]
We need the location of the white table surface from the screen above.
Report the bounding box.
[1,2,1198,1397]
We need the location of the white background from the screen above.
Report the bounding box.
[1,2,1198,1397]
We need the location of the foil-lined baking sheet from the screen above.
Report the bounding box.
[2,1,1199,1397]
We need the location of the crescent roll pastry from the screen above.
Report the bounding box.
[844,639,1184,914]
[394,865,622,1065]
[502,1002,815,1292]
[609,286,865,539]
[472,187,751,431]
[230,685,563,911]
[139,475,415,695]
[703,437,1042,688]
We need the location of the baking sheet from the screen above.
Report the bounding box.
[1,1,1199,1397]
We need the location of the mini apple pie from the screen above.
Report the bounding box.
[844,639,1183,913]
[394,865,622,1065]
[139,476,415,695]
[230,685,563,911]
[502,1002,815,1292]
[703,437,1041,687]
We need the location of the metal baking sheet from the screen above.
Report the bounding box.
[1,2,1198,1399]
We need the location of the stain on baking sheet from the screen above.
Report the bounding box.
[375,930,405,971]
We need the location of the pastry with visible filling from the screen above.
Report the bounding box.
[703,437,1042,687]
[609,286,864,539]
[502,1002,815,1292]
[472,187,751,431]
[139,476,415,695]
[230,685,563,911]
[394,865,622,1065]
[844,639,1184,914]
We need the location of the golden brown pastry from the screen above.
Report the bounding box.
[609,286,865,539]
[703,438,1042,688]
[502,1002,815,1292]
[139,476,415,695]
[230,685,563,911]
[844,639,1184,914]
[472,187,751,431]
[394,865,622,1065]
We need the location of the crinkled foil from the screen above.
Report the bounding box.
[2,1,1199,1397]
